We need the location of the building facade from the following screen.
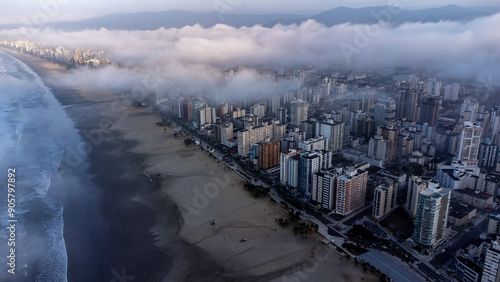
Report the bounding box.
[412,182,451,254]
[335,169,368,216]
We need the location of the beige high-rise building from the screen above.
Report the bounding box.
[312,169,340,210]
[377,125,399,163]
[368,135,389,164]
[237,130,250,156]
[237,122,277,156]
[258,139,280,170]
[335,169,368,216]
[373,180,397,220]
[220,123,233,145]
[406,175,431,218]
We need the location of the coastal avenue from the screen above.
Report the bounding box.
[430,218,488,268]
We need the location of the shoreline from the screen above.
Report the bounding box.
[2,47,378,281]
[1,47,219,281]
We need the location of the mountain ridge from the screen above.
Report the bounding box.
[0,5,497,31]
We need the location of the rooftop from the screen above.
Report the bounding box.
[449,202,476,218]
[453,188,492,200]
[456,256,482,274]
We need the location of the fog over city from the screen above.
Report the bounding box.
[4,1,500,281]
[2,12,500,96]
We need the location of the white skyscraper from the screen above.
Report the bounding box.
[280,149,303,187]
[315,120,345,153]
[250,104,266,119]
[482,242,500,282]
[456,122,483,166]
[299,152,321,193]
[412,182,450,254]
[237,130,250,156]
[460,99,479,123]
[298,136,329,152]
[289,99,309,126]
[427,78,442,96]
[443,83,460,101]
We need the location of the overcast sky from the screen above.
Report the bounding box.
[1,0,500,24]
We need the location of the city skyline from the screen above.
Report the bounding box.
[2,1,500,281]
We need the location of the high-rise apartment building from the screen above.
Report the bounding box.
[335,168,368,216]
[312,169,339,210]
[280,149,303,187]
[373,180,397,219]
[460,99,479,123]
[479,141,499,169]
[299,152,321,193]
[258,139,280,169]
[406,175,432,218]
[368,135,389,164]
[444,83,460,101]
[277,107,287,124]
[456,122,483,166]
[427,78,442,96]
[412,182,451,253]
[192,99,207,125]
[398,83,419,121]
[298,136,328,152]
[419,97,440,126]
[237,129,251,156]
[482,242,500,282]
[250,104,266,119]
[316,119,345,154]
[289,99,309,126]
[377,125,399,163]
[374,99,397,128]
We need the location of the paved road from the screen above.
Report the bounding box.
[418,263,446,281]
[429,218,488,267]
[364,220,387,238]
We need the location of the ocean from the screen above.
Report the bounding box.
[0,51,224,282]
[0,51,75,281]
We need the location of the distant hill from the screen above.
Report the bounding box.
[42,10,307,31]
[0,5,496,31]
[311,5,491,26]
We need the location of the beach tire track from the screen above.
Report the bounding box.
[187,223,273,245]
[224,245,315,276]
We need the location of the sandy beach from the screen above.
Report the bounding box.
[2,47,378,281]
